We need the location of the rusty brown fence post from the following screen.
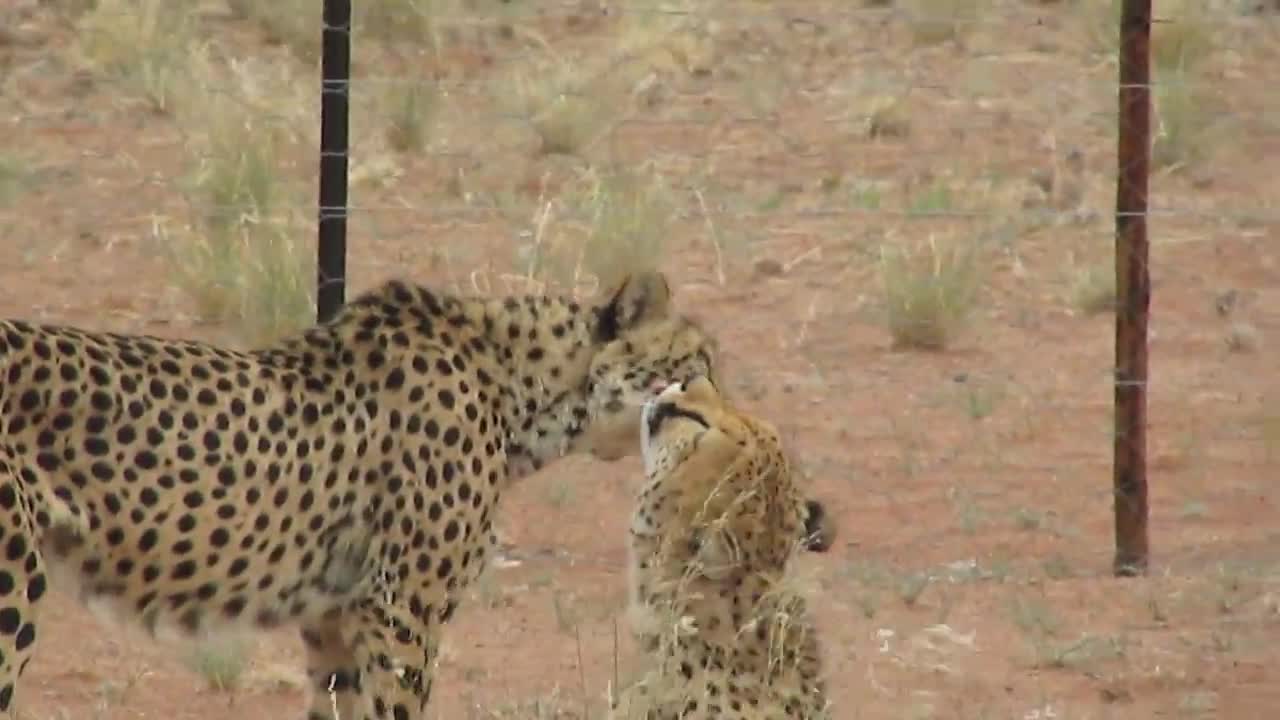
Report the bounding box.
[1112,0,1153,577]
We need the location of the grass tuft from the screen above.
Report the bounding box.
[497,57,618,157]
[180,635,251,692]
[227,0,322,62]
[163,61,315,347]
[574,167,675,291]
[0,155,33,207]
[517,165,674,294]
[76,0,197,114]
[1152,67,1221,172]
[482,687,582,719]
[902,0,984,47]
[385,82,439,155]
[866,94,912,139]
[1151,0,1215,73]
[1069,261,1117,315]
[1082,0,1214,71]
[356,0,438,46]
[879,235,983,351]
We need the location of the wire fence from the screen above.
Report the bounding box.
[2,0,1278,716]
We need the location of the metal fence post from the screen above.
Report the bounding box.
[317,0,351,323]
[1113,0,1153,577]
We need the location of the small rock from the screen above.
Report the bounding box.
[1214,289,1238,317]
[1100,686,1133,704]
[753,258,784,278]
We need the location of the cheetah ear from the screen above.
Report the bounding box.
[595,271,672,341]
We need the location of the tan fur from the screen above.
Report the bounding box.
[611,376,832,720]
[0,271,719,719]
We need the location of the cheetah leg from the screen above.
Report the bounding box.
[0,466,48,716]
[300,618,361,720]
[357,603,439,720]
[301,599,440,720]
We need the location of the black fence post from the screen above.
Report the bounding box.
[317,0,351,324]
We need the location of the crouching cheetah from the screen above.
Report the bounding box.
[609,375,835,719]
[0,270,720,719]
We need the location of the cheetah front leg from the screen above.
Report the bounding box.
[300,618,362,720]
[308,599,440,720]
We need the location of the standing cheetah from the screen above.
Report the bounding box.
[0,271,719,719]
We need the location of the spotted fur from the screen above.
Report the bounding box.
[610,376,834,720]
[0,271,718,719]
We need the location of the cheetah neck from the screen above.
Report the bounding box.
[306,280,604,482]
[469,296,600,480]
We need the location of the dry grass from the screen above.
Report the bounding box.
[356,0,437,46]
[516,165,674,294]
[865,93,913,140]
[572,166,675,291]
[496,57,619,157]
[0,154,32,206]
[879,234,983,350]
[1261,405,1280,465]
[384,81,439,155]
[75,0,198,114]
[1152,67,1221,172]
[228,0,445,61]
[1080,0,1216,69]
[481,687,584,719]
[902,0,985,47]
[226,0,322,62]
[1069,261,1117,315]
[180,635,252,692]
[161,58,315,347]
[161,220,315,347]
[1150,0,1217,72]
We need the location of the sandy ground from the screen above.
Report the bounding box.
[1,1,1278,718]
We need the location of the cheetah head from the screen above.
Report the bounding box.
[639,375,836,568]
[578,272,720,464]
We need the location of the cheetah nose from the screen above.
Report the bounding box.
[647,378,670,395]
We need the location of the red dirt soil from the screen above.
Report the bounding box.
[2,1,1279,718]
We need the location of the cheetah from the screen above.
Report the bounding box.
[0,271,719,719]
[609,375,834,720]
